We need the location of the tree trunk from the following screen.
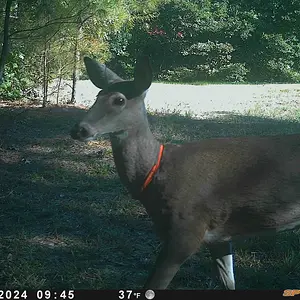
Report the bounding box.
[42,40,49,107]
[69,24,82,104]
[56,67,62,105]
[0,0,14,84]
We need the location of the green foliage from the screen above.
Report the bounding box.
[158,63,249,83]
[108,0,253,81]
[0,51,33,100]
[261,34,300,82]
[183,41,234,75]
[213,63,249,82]
[1,0,300,103]
[158,67,202,82]
[0,0,145,102]
[157,40,246,83]
[106,0,300,83]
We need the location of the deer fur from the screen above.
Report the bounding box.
[71,56,300,289]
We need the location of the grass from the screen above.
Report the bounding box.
[153,80,300,85]
[153,80,231,85]
[1,101,300,290]
[153,80,251,85]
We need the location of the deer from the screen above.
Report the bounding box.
[70,55,300,290]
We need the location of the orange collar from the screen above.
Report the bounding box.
[141,144,164,192]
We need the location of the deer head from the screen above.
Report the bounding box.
[71,56,152,141]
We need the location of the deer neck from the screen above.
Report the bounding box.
[109,110,160,197]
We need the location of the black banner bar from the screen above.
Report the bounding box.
[18,289,299,300]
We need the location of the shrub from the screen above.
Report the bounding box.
[247,33,300,82]
[265,58,300,83]
[0,52,33,100]
[184,41,234,72]
[158,67,207,82]
[213,63,249,82]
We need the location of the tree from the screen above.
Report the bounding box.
[0,0,138,103]
[111,0,300,83]
[0,0,14,84]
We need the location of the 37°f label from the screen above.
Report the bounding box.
[118,290,142,299]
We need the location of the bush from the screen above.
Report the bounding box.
[0,52,33,100]
[246,33,300,82]
[184,41,234,72]
[158,62,249,83]
[213,63,249,82]
[158,67,207,82]
[265,58,300,83]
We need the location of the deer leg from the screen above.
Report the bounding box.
[208,241,235,290]
[144,237,201,289]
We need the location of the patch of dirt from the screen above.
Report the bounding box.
[0,149,22,164]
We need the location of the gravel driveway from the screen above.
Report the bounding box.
[48,80,300,117]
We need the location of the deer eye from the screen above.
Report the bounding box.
[113,97,125,106]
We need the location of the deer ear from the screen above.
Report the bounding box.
[84,57,123,89]
[134,56,152,92]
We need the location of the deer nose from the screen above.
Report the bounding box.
[70,123,91,140]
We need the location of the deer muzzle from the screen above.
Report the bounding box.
[70,122,95,141]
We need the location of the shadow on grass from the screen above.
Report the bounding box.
[0,105,300,289]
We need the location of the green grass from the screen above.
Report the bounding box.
[153,80,249,85]
[153,80,300,85]
[1,102,300,290]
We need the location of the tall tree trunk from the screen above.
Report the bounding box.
[42,40,49,107]
[56,66,62,105]
[0,0,14,84]
[69,24,82,104]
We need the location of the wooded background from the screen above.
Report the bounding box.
[0,0,299,105]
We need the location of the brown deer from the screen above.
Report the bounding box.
[71,56,300,289]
